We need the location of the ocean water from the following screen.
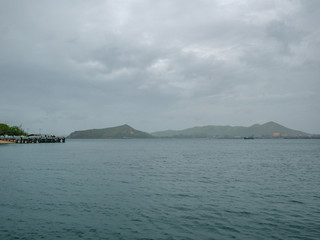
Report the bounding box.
[0,139,320,240]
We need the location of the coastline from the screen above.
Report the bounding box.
[0,140,14,144]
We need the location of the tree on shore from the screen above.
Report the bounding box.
[0,123,28,136]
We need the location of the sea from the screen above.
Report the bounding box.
[0,139,319,240]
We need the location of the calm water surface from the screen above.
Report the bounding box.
[1,139,320,239]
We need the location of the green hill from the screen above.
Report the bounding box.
[68,124,153,139]
[152,122,310,138]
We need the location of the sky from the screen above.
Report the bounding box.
[1,0,320,135]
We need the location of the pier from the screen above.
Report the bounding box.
[0,135,65,144]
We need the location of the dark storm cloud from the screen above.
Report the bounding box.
[0,0,319,134]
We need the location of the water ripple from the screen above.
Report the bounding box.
[0,139,320,239]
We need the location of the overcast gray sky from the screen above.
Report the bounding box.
[1,0,319,135]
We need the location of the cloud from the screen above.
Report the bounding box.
[0,0,319,134]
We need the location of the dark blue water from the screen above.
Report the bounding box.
[1,139,320,239]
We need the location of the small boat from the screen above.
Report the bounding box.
[243,136,254,140]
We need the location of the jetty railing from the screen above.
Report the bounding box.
[0,135,65,143]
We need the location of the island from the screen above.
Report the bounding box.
[68,124,153,139]
[68,122,318,139]
[151,121,315,139]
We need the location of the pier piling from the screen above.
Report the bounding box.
[0,135,66,144]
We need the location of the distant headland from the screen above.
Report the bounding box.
[68,122,319,139]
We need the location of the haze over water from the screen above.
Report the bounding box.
[1,139,320,239]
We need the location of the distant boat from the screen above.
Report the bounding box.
[244,136,254,140]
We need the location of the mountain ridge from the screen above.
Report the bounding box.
[151,121,311,138]
[68,122,314,139]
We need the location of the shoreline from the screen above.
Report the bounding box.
[0,140,14,144]
[0,136,66,144]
